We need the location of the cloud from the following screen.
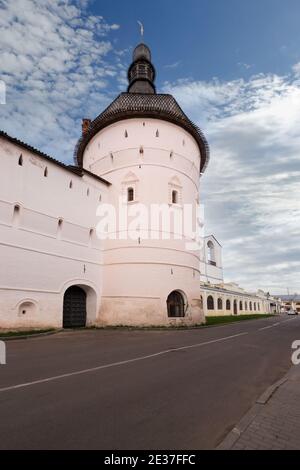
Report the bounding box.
[0,0,122,161]
[163,69,300,294]
[164,61,181,70]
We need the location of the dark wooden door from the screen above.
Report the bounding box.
[63,286,87,328]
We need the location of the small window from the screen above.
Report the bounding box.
[182,139,185,146]
[250,302,252,311]
[99,194,102,202]
[156,129,159,137]
[69,180,73,189]
[172,190,178,204]
[44,167,48,177]
[18,154,23,166]
[87,188,90,197]
[254,302,256,311]
[125,130,128,138]
[127,187,134,202]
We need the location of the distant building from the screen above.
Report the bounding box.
[200,238,280,316]
[278,295,300,313]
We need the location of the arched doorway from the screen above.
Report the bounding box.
[233,299,238,315]
[63,286,87,328]
[167,290,185,317]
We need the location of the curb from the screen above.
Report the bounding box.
[0,329,62,341]
[217,367,292,450]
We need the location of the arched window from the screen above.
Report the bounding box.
[226,299,231,310]
[167,291,185,317]
[124,130,128,138]
[218,298,223,310]
[239,301,243,311]
[254,302,256,311]
[172,190,178,204]
[127,187,134,202]
[156,129,159,137]
[249,302,252,311]
[245,301,248,311]
[207,296,214,310]
[18,154,23,166]
[258,303,260,311]
[207,241,216,265]
[44,167,48,177]
[233,300,238,315]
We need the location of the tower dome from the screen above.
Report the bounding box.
[75,41,209,173]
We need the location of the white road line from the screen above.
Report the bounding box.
[258,317,298,331]
[259,322,280,331]
[0,331,248,394]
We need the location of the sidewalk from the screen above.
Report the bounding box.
[218,365,300,450]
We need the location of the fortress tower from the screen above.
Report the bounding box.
[75,42,210,326]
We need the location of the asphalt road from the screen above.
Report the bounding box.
[0,315,299,450]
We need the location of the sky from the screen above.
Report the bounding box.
[0,0,299,294]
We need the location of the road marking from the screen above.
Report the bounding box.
[258,317,299,331]
[259,322,280,331]
[0,331,248,394]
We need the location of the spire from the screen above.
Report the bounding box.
[127,42,156,94]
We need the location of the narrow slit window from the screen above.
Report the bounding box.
[156,129,159,137]
[18,154,23,166]
[44,167,48,177]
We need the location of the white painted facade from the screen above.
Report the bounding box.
[201,282,281,316]
[0,135,109,329]
[200,235,223,284]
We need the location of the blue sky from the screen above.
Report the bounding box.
[0,0,299,294]
[95,0,300,82]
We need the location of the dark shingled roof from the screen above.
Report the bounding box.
[74,92,210,173]
[0,130,110,186]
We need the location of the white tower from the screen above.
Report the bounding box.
[75,42,210,326]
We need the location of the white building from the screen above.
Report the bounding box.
[200,238,280,316]
[200,235,223,284]
[0,42,211,329]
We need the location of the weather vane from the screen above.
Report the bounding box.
[137,20,144,39]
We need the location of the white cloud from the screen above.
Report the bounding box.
[0,0,122,160]
[163,69,300,294]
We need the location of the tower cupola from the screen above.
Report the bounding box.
[127,43,156,94]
